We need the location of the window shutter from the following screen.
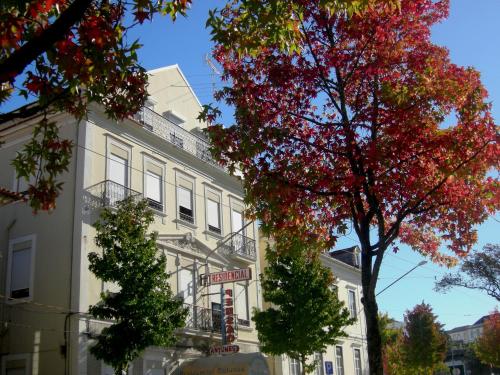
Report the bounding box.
[207,199,220,229]
[109,153,127,186]
[178,186,192,210]
[232,210,243,233]
[146,171,161,202]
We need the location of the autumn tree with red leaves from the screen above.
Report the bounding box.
[203,0,500,373]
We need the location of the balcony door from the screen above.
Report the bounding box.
[231,209,244,234]
[108,153,128,204]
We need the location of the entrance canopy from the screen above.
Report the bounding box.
[180,353,269,375]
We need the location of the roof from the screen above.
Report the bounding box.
[328,246,360,268]
[473,314,493,326]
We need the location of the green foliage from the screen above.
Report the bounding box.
[402,302,447,374]
[88,198,187,374]
[253,237,353,374]
[378,313,401,347]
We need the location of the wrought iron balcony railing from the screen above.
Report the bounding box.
[84,180,142,210]
[183,304,238,337]
[220,232,257,261]
[133,107,223,170]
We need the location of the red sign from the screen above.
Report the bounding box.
[209,345,240,355]
[208,268,252,285]
[224,288,236,343]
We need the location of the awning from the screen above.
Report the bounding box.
[179,353,269,375]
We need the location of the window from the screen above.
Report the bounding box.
[207,199,221,234]
[313,353,323,375]
[354,348,362,375]
[176,174,195,224]
[335,346,344,375]
[348,290,357,319]
[231,209,244,234]
[1,354,30,375]
[235,283,249,326]
[106,140,130,205]
[7,236,35,301]
[289,357,301,375]
[205,187,222,235]
[178,186,194,223]
[144,158,164,211]
[178,268,193,302]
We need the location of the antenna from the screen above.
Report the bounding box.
[204,53,221,95]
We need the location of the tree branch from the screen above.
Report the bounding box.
[0,0,93,84]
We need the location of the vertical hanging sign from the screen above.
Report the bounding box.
[223,288,236,343]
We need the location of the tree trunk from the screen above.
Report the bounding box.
[300,354,307,375]
[363,285,384,375]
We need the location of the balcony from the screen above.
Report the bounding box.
[220,232,256,262]
[84,180,142,210]
[183,304,239,337]
[133,107,222,170]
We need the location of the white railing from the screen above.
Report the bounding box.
[133,107,223,170]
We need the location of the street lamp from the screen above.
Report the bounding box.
[376,260,427,297]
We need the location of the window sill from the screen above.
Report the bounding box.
[174,218,198,230]
[237,324,253,331]
[203,230,224,240]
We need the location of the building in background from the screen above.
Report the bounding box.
[445,314,499,375]
[258,236,369,375]
[0,65,263,375]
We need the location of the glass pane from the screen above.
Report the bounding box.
[11,248,31,294]
[235,284,248,321]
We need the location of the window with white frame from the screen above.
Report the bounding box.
[348,289,357,319]
[235,283,249,326]
[313,352,323,375]
[144,158,164,211]
[7,236,35,301]
[354,348,362,375]
[14,172,36,194]
[335,346,344,375]
[289,357,301,375]
[206,189,222,235]
[177,175,195,224]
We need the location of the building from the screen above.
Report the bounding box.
[257,237,369,375]
[445,315,499,375]
[0,65,263,374]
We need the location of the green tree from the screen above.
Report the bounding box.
[402,302,448,374]
[435,244,500,301]
[88,197,187,375]
[253,237,353,375]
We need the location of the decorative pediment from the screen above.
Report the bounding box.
[157,233,229,265]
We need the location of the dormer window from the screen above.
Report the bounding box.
[164,110,186,127]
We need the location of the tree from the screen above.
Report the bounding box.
[474,309,500,368]
[202,0,499,373]
[435,243,500,301]
[378,313,405,375]
[253,236,353,374]
[402,302,447,374]
[0,0,395,212]
[88,197,187,374]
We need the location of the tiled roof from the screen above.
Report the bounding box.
[328,246,360,268]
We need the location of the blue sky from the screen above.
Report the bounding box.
[126,0,499,329]
[2,0,498,328]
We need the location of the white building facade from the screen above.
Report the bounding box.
[0,65,262,375]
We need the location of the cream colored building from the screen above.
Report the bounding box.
[258,236,369,375]
[0,65,262,375]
